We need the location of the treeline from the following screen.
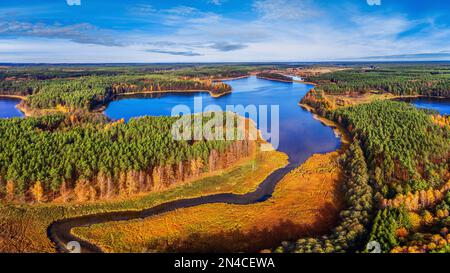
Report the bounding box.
[363,191,450,253]
[275,140,373,253]
[0,66,146,96]
[307,66,450,98]
[0,67,122,81]
[381,181,450,211]
[256,72,293,82]
[330,101,450,198]
[173,66,262,79]
[0,113,257,203]
[390,191,450,253]
[297,95,450,252]
[0,64,255,82]
[21,75,231,110]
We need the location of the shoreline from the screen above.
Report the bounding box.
[298,81,317,86]
[212,75,250,81]
[15,102,53,118]
[92,89,232,114]
[390,94,450,100]
[299,103,351,146]
[16,103,29,117]
[114,89,232,99]
[0,94,26,100]
[256,76,294,83]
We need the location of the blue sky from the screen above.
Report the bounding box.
[1,0,450,62]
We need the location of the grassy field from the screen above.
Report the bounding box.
[73,150,345,253]
[0,150,287,253]
[326,92,398,107]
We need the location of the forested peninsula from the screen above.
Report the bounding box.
[0,65,269,203]
[277,65,450,253]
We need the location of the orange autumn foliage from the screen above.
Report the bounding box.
[396,227,409,238]
[31,181,45,202]
[381,180,450,211]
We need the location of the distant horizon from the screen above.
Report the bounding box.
[2,60,450,65]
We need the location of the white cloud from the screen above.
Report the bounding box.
[253,0,318,21]
[1,1,450,62]
[0,21,122,46]
[209,0,223,5]
[128,4,156,16]
[66,0,81,6]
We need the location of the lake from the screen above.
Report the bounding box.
[401,97,450,116]
[0,98,24,118]
[105,76,341,166]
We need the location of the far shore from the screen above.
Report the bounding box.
[256,76,294,83]
[212,75,250,81]
[298,81,317,86]
[390,94,450,100]
[0,94,26,100]
[115,89,231,99]
[92,89,232,113]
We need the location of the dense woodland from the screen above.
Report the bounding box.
[295,78,450,253]
[0,65,275,111]
[332,101,449,198]
[256,72,293,82]
[0,64,266,82]
[21,75,232,110]
[369,196,450,253]
[307,66,450,97]
[302,92,450,198]
[0,113,257,202]
[173,65,264,79]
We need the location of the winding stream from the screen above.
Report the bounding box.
[48,76,341,253]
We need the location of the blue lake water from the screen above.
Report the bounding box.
[0,98,24,118]
[403,97,450,116]
[105,76,341,166]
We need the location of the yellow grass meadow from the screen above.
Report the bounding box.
[74,151,345,253]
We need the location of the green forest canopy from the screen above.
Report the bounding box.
[307,65,450,97]
[331,100,450,197]
[0,113,243,197]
